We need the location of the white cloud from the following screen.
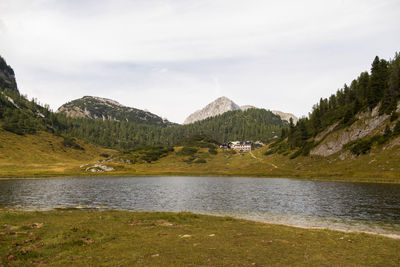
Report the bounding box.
[0,0,399,122]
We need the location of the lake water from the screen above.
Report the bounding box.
[0,176,399,237]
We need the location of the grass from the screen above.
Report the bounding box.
[1,128,400,183]
[0,210,399,266]
[0,128,114,178]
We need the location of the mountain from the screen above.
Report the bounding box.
[173,108,285,144]
[57,96,175,127]
[271,110,298,124]
[183,96,241,124]
[183,96,297,124]
[0,56,18,93]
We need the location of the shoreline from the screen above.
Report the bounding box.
[2,207,399,240]
[1,172,400,184]
[0,209,399,266]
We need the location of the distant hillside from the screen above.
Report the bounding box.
[173,108,285,144]
[183,96,297,124]
[57,96,175,127]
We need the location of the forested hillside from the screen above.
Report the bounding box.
[269,52,400,158]
[56,108,285,149]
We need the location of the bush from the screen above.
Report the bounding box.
[177,134,219,148]
[224,149,237,155]
[120,146,174,163]
[390,111,399,122]
[264,149,274,156]
[345,138,373,156]
[393,121,400,136]
[289,149,303,159]
[193,158,206,164]
[208,148,218,155]
[177,147,198,156]
[183,156,196,163]
[62,136,84,150]
[2,121,25,135]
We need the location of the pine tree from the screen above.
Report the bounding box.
[368,56,388,108]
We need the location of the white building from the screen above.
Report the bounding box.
[230,141,252,152]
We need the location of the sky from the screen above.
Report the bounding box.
[0,0,399,123]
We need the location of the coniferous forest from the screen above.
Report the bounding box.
[273,53,400,157]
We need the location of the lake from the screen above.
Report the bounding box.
[0,176,399,237]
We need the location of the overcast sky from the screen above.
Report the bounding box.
[1,0,399,123]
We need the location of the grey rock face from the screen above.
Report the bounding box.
[271,110,298,124]
[0,56,18,93]
[310,105,389,157]
[183,96,241,124]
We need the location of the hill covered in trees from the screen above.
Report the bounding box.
[267,52,400,158]
[56,107,285,149]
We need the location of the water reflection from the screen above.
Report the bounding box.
[0,177,399,236]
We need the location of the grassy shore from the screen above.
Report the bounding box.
[0,210,399,266]
[1,129,400,183]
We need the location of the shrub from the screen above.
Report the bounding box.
[344,138,373,156]
[223,149,237,155]
[183,156,196,163]
[193,158,206,164]
[62,136,84,150]
[393,121,400,136]
[264,149,274,156]
[177,147,198,156]
[390,111,399,122]
[208,148,218,155]
[120,146,174,163]
[177,134,219,148]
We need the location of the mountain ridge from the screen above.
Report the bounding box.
[183,96,298,124]
[57,96,175,127]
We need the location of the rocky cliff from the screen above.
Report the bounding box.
[0,56,18,93]
[271,110,298,124]
[310,103,400,157]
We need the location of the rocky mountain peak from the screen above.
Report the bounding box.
[80,96,125,108]
[183,96,241,124]
[184,96,298,125]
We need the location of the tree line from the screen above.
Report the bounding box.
[278,52,400,156]
[1,88,285,149]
